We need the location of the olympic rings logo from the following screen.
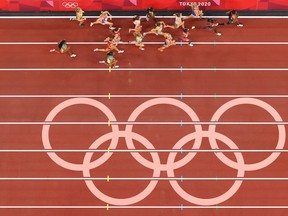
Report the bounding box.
[62,1,79,8]
[42,97,286,206]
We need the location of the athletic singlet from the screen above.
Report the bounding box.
[164,37,172,46]
[192,6,200,17]
[174,16,182,28]
[76,11,83,20]
[182,32,188,39]
[101,15,108,24]
[231,13,238,20]
[60,43,68,53]
[175,16,182,23]
[133,20,140,27]
[113,31,120,38]
[148,11,154,17]
[136,35,142,43]
[155,25,163,34]
[107,41,114,49]
[107,55,114,63]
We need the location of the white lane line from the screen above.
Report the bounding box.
[1,150,288,153]
[1,177,288,181]
[194,42,288,45]
[0,94,287,98]
[0,16,287,19]
[0,68,288,71]
[0,42,288,45]
[0,121,286,125]
[0,206,288,209]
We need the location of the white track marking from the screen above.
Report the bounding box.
[1,149,288,152]
[0,94,286,98]
[0,42,288,45]
[0,205,288,210]
[1,177,288,181]
[0,149,288,153]
[0,205,288,209]
[0,16,287,19]
[0,121,286,125]
[0,68,288,71]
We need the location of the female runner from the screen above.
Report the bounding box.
[129,33,145,51]
[158,33,176,52]
[70,7,86,26]
[93,37,124,53]
[145,7,157,23]
[143,21,166,36]
[129,15,142,34]
[90,11,114,29]
[50,39,76,58]
[99,51,119,69]
[184,3,204,20]
[166,13,185,30]
[226,10,243,27]
[111,27,121,45]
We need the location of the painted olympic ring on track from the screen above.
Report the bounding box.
[62,2,79,8]
[42,97,286,206]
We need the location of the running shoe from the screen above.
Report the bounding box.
[94,48,99,52]
[189,42,194,47]
[237,24,243,27]
[118,50,124,53]
[216,32,222,36]
[70,54,76,58]
[99,61,105,64]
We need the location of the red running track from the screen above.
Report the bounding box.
[0,17,288,216]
